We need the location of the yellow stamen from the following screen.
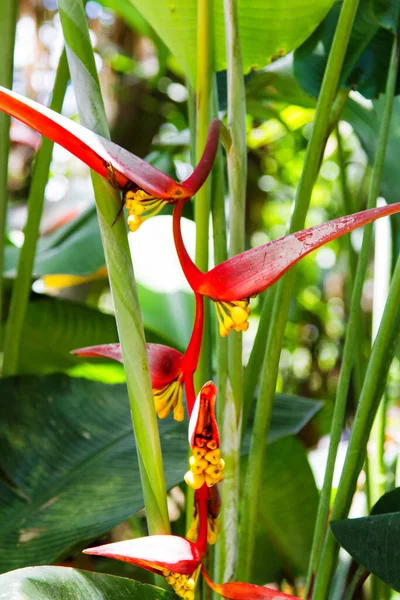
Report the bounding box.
[186,513,199,543]
[164,566,201,599]
[153,377,184,421]
[213,298,251,337]
[185,444,225,489]
[125,188,168,231]
[207,515,221,545]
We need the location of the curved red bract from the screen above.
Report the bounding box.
[83,535,201,575]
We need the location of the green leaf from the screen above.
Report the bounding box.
[0,375,320,572]
[0,566,174,600]
[2,295,119,376]
[0,375,188,573]
[344,95,400,206]
[294,0,400,99]
[250,436,319,582]
[331,512,400,591]
[126,0,335,81]
[371,486,400,515]
[371,0,400,32]
[137,283,194,351]
[243,393,322,451]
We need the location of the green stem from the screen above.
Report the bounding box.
[236,0,360,582]
[58,0,170,537]
[0,0,19,362]
[311,32,400,600]
[214,0,247,584]
[241,287,275,435]
[313,252,400,599]
[2,52,69,377]
[194,0,213,391]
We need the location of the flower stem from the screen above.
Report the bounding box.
[2,52,69,377]
[306,33,400,599]
[236,0,360,582]
[310,32,400,599]
[194,0,213,391]
[0,0,18,365]
[213,0,247,585]
[58,0,170,537]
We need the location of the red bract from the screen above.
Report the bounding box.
[0,87,220,229]
[73,292,204,420]
[72,342,185,420]
[72,342,183,389]
[173,199,400,336]
[202,568,300,600]
[83,535,201,575]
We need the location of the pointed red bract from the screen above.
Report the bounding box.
[202,568,300,599]
[190,202,400,301]
[72,342,183,389]
[188,381,219,448]
[83,535,201,575]
[0,86,220,199]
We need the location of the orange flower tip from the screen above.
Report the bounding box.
[201,569,301,599]
[82,536,201,575]
[214,299,251,337]
[71,344,123,363]
[125,189,168,231]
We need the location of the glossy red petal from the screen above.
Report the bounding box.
[0,86,182,197]
[188,381,219,447]
[72,343,183,389]
[202,569,300,599]
[197,202,400,301]
[83,535,201,575]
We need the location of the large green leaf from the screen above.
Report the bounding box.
[0,566,174,600]
[0,375,188,573]
[11,296,119,376]
[250,436,319,583]
[0,375,320,572]
[123,0,335,81]
[294,0,400,99]
[344,95,400,207]
[331,512,400,591]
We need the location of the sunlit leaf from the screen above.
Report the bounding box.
[0,566,174,600]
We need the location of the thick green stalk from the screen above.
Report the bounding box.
[241,287,275,434]
[194,0,213,391]
[0,0,18,359]
[311,34,399,599]
[214,0,247,584]
[58,0,169,536]
[236,0,360,582]
[2,52,69,376]
[313,251,400,599]
[306,34,399,599]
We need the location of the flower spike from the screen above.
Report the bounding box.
[0,87,220,229]
[173,199,400,335]
[184,381,224,490]
[72,343,185,421]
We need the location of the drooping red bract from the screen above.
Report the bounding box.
[72,342,183,390]
[0,86,220,199]
[202,568,300,599]
[83,535,201,575]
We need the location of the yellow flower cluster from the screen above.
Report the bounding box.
[214,299,251,337]
[153,378,184,421]
[184,440,225,489]
[125,189,167,231]
[163,569,196,600]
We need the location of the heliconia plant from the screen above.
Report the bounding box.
[2,0,400,599]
